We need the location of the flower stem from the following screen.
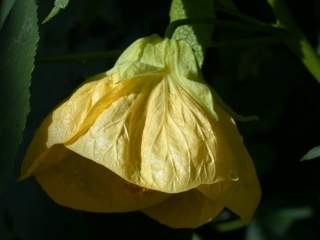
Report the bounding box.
[215,5,279,30]
[209,36,284,48]
[165,18,284,39]
[267,0,320,83]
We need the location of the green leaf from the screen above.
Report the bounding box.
[169,0,214,66]
[0,0,39,193]
[42,0,70,23]
[0,0,16,29]
[301,146,320,161]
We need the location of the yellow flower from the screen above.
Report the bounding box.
[20,35,261,228]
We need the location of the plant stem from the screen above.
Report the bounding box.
[267,0,320,83]
[215,20,284,33]
[215,5,279,30]
[165,18,284,38]
[36,50,122,64]
[209,36,284,48]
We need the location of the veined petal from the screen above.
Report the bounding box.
[20,73,109,178]
[66,76,159,186]
[47,73,112,147]
[20,74,157,179]
[36,148,169,212]
[20,74,110,179]
[142,190,224,229]
[110,35,218,121]
[67,76,227,193]
[141,78,220,192]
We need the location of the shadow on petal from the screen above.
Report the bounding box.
[142,189,224,229]
[36,148,170,212]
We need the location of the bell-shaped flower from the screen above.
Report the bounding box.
[20,35,261,228]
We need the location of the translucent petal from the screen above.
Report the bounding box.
[47,73,112,147]
[67,77,228,193]
[20,74,110,179]
[47,73,155,149]
[20,74,156,179]
[66,78,157,186]
[140,78,221,192]
[142,190,224,229]
[36,148,169,212]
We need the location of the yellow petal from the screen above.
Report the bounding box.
[140,78,221,192]
[142,190,224,229]
[45,72,153,149]
[65,77,156,184]
[36,148,169,212]
[20,114,75,179]
[20,73,156,179]
[20,74,110,179]
[197,181,232,202]
[67,77,229,193]
[202,104,261,223]
[47,73,113,146]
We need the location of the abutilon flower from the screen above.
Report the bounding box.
[20,35,261,228]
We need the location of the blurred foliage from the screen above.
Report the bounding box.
[42,0,70,24]
[1,0,320,239]
[301,146,320,161]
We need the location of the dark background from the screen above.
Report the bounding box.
[1,0,320,239]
